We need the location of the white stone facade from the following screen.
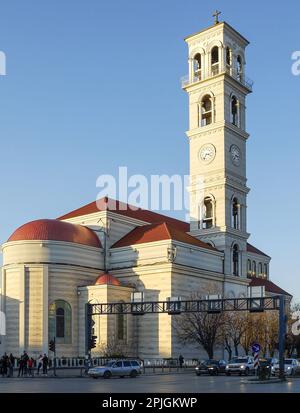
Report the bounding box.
[0,20,278,360]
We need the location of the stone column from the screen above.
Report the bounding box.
[19,266,26,353]
[42,265,49,354]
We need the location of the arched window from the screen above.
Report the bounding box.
[117,302,127,341]
[226,47,232,69]
[252,261,257,277]
[202,196,214,229]
[211,46,219,75]
[247,259,252,277]
[49,300,72,344]
[201,95,213,126]
[264,263,268,278]
[232,244,239,276]
[237,55,243,81]
[193,53,202,81]
[231,96,239,126]
[56,307,65,338]
[232,197,240,229]
[258,263,263,277]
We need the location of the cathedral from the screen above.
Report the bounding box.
[0,17,291,359]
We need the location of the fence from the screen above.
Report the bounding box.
[12,356,199,373]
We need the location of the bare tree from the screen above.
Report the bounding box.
[263,311,279,357]
[174,311,225,359]
[240,314,258,355]
[222,312,248,358]
[97,339,131,358]
[285,302,300,357]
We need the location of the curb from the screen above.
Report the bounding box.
[5,371,196,379]
[241,378,285,384]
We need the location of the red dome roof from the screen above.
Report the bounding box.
[95,272,121,286]
[8,219,101,248]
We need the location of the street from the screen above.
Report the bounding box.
[0,373,299,393]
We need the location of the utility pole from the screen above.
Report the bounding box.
[278,295,286,381]
[49,337,56,376]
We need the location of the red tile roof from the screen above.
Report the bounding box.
[58,197,190,233]
[95,272,121,286]
[249,277,291,297]
[112,222,218,251]
[8,219,102,249]
[57,197,269,257]
[247,242,270,258]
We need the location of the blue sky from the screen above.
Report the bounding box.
[0,1,299,300]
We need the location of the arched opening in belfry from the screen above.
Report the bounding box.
[201,95,213,126]
[211,46,219,75]
[193,53,202,80]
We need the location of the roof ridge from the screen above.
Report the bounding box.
[111,220,218,251]
[57,197,189,230]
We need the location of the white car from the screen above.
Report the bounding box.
[271,359,300,377]
[225,356,255,376]
[88,360,141,379]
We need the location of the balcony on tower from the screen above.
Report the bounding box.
[181,57,253,91]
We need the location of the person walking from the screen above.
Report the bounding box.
[84,356,92,376]
[42,354,49,376]
[22,351,29,377]
[37,355,43,376]
[28,358,34,377]
[8,354,15,378]
[0,356,3,377]
[18,356,24,377]
[2,353,9,377]
[179,354,184,369]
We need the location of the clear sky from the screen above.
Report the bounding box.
[0,1,299,300]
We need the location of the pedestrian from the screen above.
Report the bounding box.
[18,356,24,377]
[42,354,49,376]
[0,357,3,377]
[28,358,34,377]
[22,351,29,376]
[8,354,15,377]
[37,354,43,376]
[179,354,184,369]
[84,356,92,376]
[2,353,8,377]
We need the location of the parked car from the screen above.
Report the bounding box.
[271,359,300,377]
[225,356,255,376]
[88,360,141,379]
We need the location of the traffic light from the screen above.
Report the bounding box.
[89,335,97,350]
[49,339,56,353]
[86,304,97,351]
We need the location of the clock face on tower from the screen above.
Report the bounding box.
[199,144,216,164]
[230,144,241,166]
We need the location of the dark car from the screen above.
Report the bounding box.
[195,360,220,376]
[218,360,227,373]
[257,358,272,379]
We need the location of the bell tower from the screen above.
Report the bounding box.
[183,14,253,278]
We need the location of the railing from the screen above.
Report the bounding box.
[12,356,199,371]
[181,64,253,91]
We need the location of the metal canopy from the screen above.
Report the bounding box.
[87,296,280,316]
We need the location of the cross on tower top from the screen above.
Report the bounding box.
[213,10,221,25]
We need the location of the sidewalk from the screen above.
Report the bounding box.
[7,367,195,379]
